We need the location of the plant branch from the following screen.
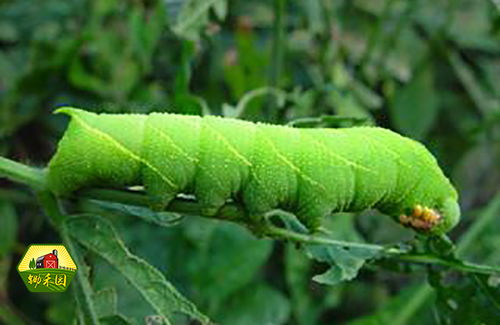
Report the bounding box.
[260,222,392,252]
[392,253,500,275]
[36,190,66,227]
[80,188,500,276]
[80,188,397,251]
[79,188,247,222]
[259,221,499,275]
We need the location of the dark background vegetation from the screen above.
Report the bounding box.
[0,0,499,324]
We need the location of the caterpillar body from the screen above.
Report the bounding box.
[47,108,460,234]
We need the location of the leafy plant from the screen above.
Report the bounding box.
[0,121,498,323]
[1,0,499,324]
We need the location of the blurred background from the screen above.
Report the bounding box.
[0,0,499,324]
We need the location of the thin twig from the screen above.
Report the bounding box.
[392,254,500,275]
[261,223,391,252]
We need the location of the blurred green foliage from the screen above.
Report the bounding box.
[0,0,499,324]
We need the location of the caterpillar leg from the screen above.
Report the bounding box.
[195,188,229,216]
[194,152,241,216]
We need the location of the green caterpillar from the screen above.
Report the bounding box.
[47,107,460,235]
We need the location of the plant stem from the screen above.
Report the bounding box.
[392,253,500,275]
[0,157,46,190]
[234,87,287,118]
[80,188,151,206]
[80,188,399,250]
[262,223,388,252]
[261,223,499,275]
[36,191,66,227]
[79,188,500,275]
[79,188,247,221]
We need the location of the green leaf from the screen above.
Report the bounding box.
[46,294,77,325]
[64,214,210,324]
[93,287,118,318]
[276,212,381,285]
[62,234,100,325]
[285,245,337,325]
[188,221,273,309]
[171,0,227,40]
[306,244,380,285]
[90,258,159,323]
[390,61,438,140]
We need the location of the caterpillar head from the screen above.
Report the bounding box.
[392,138,460,236]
